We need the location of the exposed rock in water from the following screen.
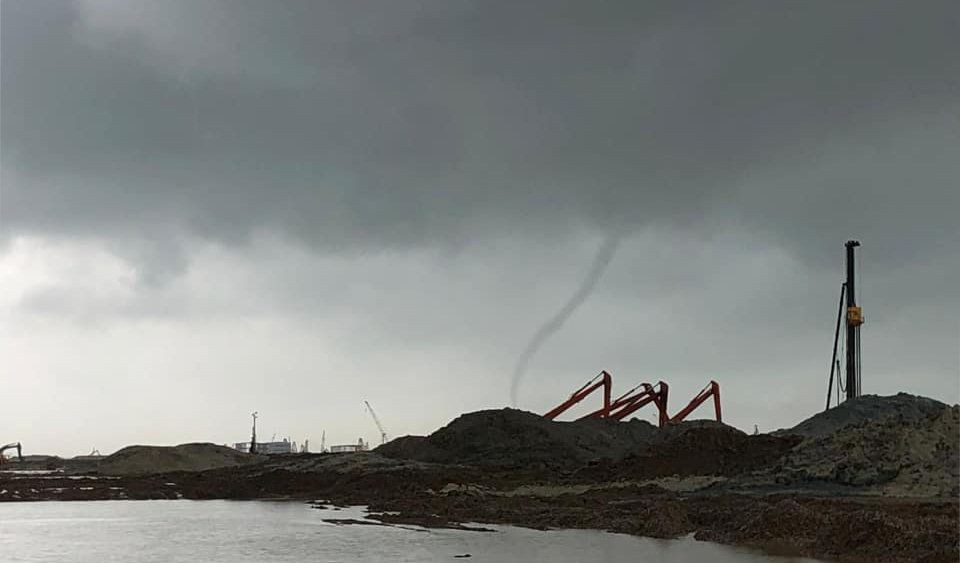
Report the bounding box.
[99,443,263,476]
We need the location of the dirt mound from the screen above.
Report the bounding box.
[776,404,959,497]
[776,392,949,439]
[99,443,262,476]
[375,436,444,462]
[573,425,800,482]
[377,408,660,469]
[696,497,960,562]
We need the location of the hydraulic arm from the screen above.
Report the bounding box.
[543,371,613,420]
[608,381,669,426]
[582,381,670,426]
[669,381,722,424]
[544,372,722,426]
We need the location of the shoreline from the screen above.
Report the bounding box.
[4,396,957,561]
[2,462,957,563]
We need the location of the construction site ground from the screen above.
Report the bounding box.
[2,393,958,562]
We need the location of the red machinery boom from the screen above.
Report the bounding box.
[581,381,670,426]
[543,371,612,420]
[609,381,670,426]
[544,373,722,427]
[669,380,721,424]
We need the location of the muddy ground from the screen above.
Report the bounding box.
[2,393,958,562]
[2,457,956,562]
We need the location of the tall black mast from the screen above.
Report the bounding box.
[844,240,862,400]
[250,411,258,454]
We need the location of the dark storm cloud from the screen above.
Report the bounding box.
[3,0,958,276]
[3,1,958,390]
[4,1,959,457]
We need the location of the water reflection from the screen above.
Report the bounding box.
[0,500,821,563]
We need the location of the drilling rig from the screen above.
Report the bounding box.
[825,240,864,410]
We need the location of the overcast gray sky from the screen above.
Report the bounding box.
[2,0,958,456]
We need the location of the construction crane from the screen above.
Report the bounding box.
[0,442,23,465]
[364,401,388,446]
[543,371,613,420]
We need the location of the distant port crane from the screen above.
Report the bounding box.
[364,401,388,446]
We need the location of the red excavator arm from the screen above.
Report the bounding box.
[607,381,670,426]
[669,381,721,424]
[544,371,613,420]
[542,374,723,427]
[580,381,670,427]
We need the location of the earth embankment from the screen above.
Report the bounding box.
[98,443,262,476]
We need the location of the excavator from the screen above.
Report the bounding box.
[0,442,23,465]
[543,372,721,427]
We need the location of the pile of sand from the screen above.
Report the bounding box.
[775,397,959,497]
[776,392,948,439]
[99,443,262,476]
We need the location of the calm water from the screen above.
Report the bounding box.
[0,500,820,562]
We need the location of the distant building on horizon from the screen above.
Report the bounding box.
[329,438,368,454]
[233,438,296,455]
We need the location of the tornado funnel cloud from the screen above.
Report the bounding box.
[510,235,621,407]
